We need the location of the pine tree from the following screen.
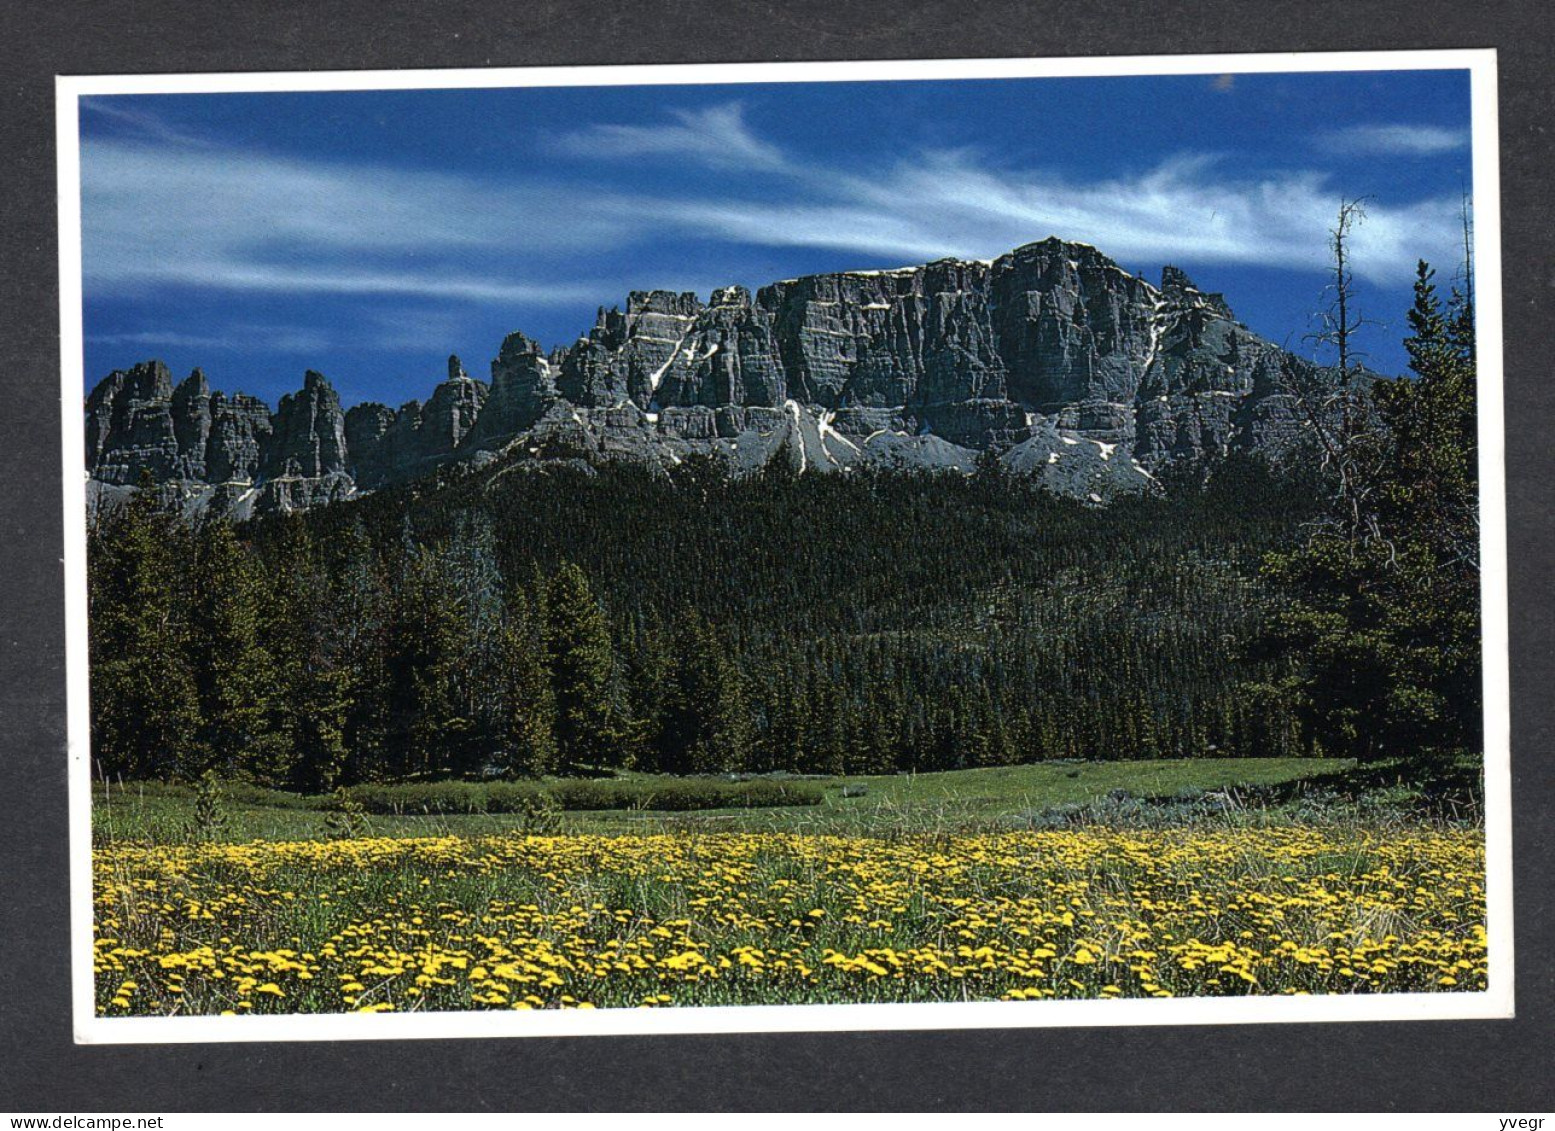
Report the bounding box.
[258,518,349,790]
[802,660,846,775]
[1371,260,1481,753]
[619,614,673,773]
[1381,261,1478,566]
[88,478,202,780]
[1253,259,1481,763]
[188,518,277,777]
[498,587,558,777]
[655,611,750,775]
[401,543,477,779]
[439,514,514,776]
[759,667,808,775]
[543,563,617,773]
[333,520,392,784]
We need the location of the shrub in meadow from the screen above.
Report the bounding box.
[182,771,229,841]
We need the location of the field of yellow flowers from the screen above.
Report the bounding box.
[93,827,1486,1014]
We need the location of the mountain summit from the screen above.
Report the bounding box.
[84,237,1331,517]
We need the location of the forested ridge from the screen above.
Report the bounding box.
[88,452,1322,788]
[86,256,1482,791]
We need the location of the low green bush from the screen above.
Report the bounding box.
[333,777,823,815]
[550,778,824,811]
[337,780,539,815]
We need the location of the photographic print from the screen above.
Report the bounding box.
[59,51,1510,1042]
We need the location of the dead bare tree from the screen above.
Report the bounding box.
[1284,196,1387,552]
[1310,197,1377,415]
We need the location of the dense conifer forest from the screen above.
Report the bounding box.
[88,452,1327,788]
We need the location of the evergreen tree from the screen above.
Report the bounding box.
[543,563,617,772]
[1371,261,1481,754]
[497,587,558,777]
[617,614,673,773]
[188,519,277,777]
[438,514,514,776]
[399,542,476,778]
[88,478,202,780]
[257,518,349,790]
[654,611,750,775]
[1254,260,1480,762]
[758,666,808,775]
[332,519,392,784]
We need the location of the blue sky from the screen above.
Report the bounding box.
[78,69,1474,408]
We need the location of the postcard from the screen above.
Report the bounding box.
[58,48,1511,1044]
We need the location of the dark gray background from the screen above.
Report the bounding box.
[2,0,1549,1112]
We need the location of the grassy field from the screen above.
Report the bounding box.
[91,757,1488,1015]
[92,757,1357,842]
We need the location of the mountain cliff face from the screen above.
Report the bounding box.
[84,237,1333,517]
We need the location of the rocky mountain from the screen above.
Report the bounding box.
[84,237,1336,517]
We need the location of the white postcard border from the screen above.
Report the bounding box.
[58,46,1513,1045]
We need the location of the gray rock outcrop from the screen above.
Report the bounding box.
[263,370,349,480]
[84,235,1347,516]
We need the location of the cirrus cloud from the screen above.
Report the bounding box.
[1321,123,1470,156]
[547,102,787,171]
[82,100,1466,314]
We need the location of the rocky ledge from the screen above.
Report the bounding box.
[85,236,1338,518]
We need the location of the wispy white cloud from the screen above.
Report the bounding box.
[1321,123,1470,156]
[82,138,633,303]
[636,146,1458,284]
[82,100,1465,323]
[549,102,786,171]
[100,260,605,306]
[81,99,214,148]
[87,330,232,351]
[553,106,1462,284]
[87,324,336,356]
